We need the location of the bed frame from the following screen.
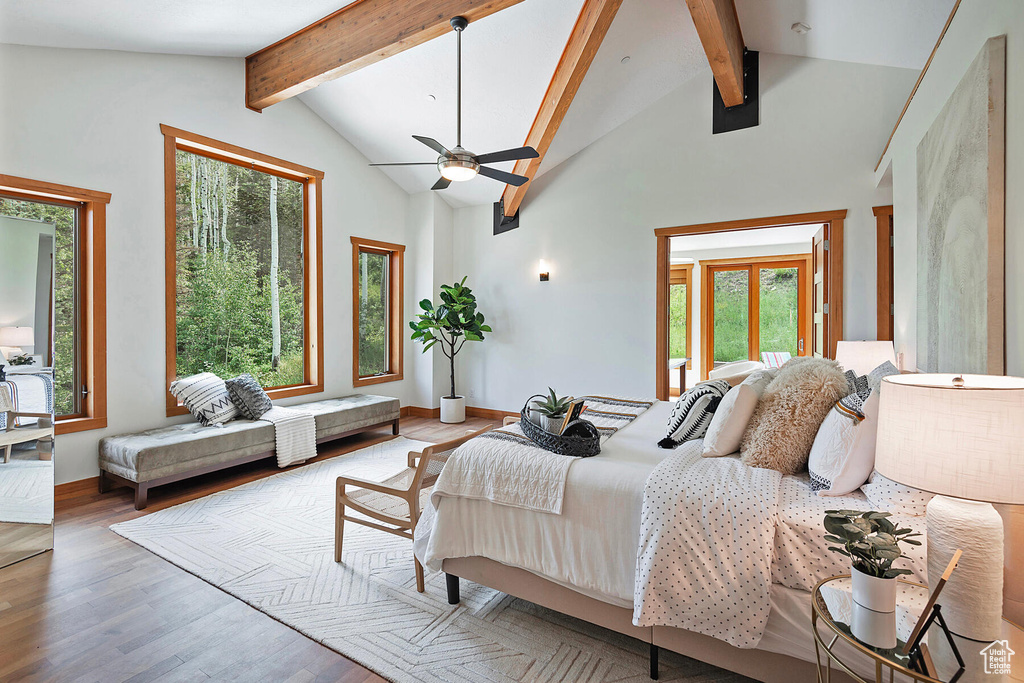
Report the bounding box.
[442,556,852,682]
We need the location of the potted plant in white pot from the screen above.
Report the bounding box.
[530,388,572,434]
[410,277,491,424]
[824,510,921,647]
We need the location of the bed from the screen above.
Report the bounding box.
[414,400,928,682]
[0,368,55,429]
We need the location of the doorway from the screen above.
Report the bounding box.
[655,210,846,401]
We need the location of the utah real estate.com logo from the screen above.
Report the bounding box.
[980,640,1014,676]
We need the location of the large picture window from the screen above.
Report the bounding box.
[0,174,109,434]
[162,125,323,415]
[351,237,404,386]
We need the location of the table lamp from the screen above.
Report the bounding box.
[875,373,1024,644]
[0,326,34,354]
[834,340,897,376]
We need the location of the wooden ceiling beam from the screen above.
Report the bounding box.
[245,0,526,112]
[499,0,623,218]
[684,0,745,107]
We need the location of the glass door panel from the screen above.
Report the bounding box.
[711,268,749,368]
[758,267,800,357]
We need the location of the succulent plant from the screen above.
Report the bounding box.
[824,509,922,579]
[532,387,572,418]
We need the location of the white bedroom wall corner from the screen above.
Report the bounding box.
[451,53,919,414]
[0,44,414,484]
[884,0,1023,375]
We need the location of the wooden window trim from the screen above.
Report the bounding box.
[699,255,812,380]
[0,174,110,435]
[668,264,693,397]
[351,236,405,387]
[161,125,324,416]
[873,205,894,341]
[655,210,845,400]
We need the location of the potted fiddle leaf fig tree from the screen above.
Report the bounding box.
[410,277,491,424]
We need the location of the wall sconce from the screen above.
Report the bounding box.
[538,259,549,282]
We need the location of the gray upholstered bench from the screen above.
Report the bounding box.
[98,394,400,510]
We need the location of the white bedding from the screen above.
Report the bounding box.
[414,399,930,661]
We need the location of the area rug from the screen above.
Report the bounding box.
[0,447,53,524]
[111,436,749,682]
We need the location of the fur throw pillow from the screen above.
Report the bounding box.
[740,357,848,474]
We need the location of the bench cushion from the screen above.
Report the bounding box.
[99,394,399,483]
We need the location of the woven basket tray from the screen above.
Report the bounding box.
[519,395,601,457]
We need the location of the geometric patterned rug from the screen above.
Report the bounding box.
[111,436,750,682]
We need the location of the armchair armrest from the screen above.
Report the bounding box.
[337,474,410,496]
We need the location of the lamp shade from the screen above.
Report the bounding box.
[0,326,33,348]
[834,340,896,376]
[875,374,1024,504]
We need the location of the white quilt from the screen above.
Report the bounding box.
[430,396,654,515]
[632,442,783,649]
[260,406,317,468]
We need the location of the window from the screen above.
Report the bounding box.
[351,237,404,386]
[668,264,692,396]
[0,174,109,434]
[162,125,323,415]
[701,255,811,378]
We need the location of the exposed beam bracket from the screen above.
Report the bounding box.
[712,49,758,134]
[493,199,520,235]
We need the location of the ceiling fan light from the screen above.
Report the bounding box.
[438,157,479,182]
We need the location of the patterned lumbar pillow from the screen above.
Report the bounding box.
[658,379,731,448]
[169,372,239,427]
[807,390,880,495]
[225,373,273,420]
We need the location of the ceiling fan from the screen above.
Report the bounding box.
[369,16,539,191]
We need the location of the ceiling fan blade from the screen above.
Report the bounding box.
[474,146,539,164]
[431,177,452,191]
[478,166,530,187]
[368,162,437,166]
[413,135,452,158]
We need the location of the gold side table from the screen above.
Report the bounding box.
[812,575,1023,683]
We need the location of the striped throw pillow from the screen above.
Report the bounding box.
[658,380,731,448]
[169,372,239,427]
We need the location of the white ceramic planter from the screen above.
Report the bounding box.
[540,414,564,434]
[850,602,897,649]
[440,396,466,424]
[851,566,897,613]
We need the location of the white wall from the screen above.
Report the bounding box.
[670,241,813,389]
[0,44,422,484]
[452,52,917,412]
[876,0,1023,375]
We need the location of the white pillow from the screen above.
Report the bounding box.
[701,387,754,457]
[169,372,239,427]
[861,471,934,517]
[807,391,879,496]
[0,346,18,362]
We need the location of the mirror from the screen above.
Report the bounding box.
[0,213,56,568]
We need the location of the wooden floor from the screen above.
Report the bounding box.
[0,416,501,683]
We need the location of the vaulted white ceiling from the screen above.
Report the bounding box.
[0,0,954,207]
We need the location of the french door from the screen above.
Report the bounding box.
[701,255,811,378]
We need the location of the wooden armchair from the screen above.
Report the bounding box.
[0,385,52,463]
[334,426,492,592]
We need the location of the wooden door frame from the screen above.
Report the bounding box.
[699,254,812,379]
[873,205,894,341]
[655,210,846,400]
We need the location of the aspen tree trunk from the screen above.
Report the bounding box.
[269,175,281,370]
[220,167,231,256]
[189,155,199,248]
